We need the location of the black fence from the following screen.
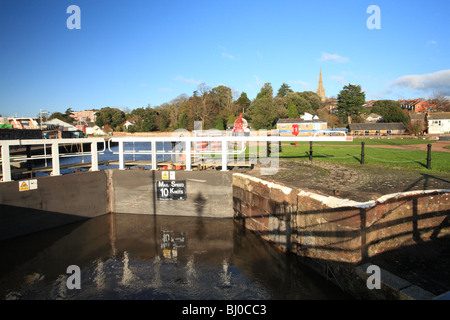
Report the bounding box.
[0,129,42,140]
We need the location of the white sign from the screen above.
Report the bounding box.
[29,179,38,190]
[170,171,176,180]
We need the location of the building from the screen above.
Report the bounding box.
[0,117,40,129]
[70,109,99,123]
[86,124,106,136]
[363,100,376,108]
[364,113,383,123]
[427,112,450,134]
[348,123,407,136]
[75,120,88,134]
[277,114,328,137]
[123,121,135,130]
[316,69,326,102]
[399,99,435,113]
[45,118,78,131]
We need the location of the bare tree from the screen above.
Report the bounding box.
[429,92,450,112]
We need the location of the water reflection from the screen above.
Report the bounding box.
[0,214,350,300]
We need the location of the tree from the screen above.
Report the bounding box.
[215,114,225,130]
[49,111,71,123]
[277,83,293,97]
[429,93,450,112]
[337,84,366,124]
[302,91,322,110]
[236,92,251,115]
[95,107,125,129]
[408,120,425,135]
[287,101,299,118]
[250,83,277,129]
[372,100,408,124]
[177,112,188,129]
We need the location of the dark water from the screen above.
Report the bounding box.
[0,214,350,300]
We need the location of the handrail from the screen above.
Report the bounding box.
[1,138,105,182]
[1,134,353,182]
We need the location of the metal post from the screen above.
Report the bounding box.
[309,141,313,161]
[1,142,11,182]
[361,142,365,165]
[151,140,157,170]
[221,139,228,171]
[185,140,192,171]
[427,144,432,169]
[51,142,60,176]
[44,142,47,167]
[91,141,98,171]
[26,145,32,174]
[118,140,125,170]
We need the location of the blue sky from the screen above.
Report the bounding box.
[0,0,449,117]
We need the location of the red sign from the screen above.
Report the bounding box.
[292,124,299,136]
[233,114,247,133]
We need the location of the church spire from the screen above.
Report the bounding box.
[316,69,326,102]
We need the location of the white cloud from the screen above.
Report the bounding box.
[158,88,173,92]
[427,40,437,45]
[319,52,349,63]
[393,69,450,96]
[329,75,346,85]
[293,80,312,89]
[254,75,263,86]
[221,52,236,60]
[173,75,202,85]
[218,45,238,60]
[256,51,263,59]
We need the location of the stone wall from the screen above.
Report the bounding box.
[232,173,450,299]
[232,173,450,264]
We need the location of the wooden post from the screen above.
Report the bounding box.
[361,142,365,165]
[309,141,313,161]
[427,144,432,169]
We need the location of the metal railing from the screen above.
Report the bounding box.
[0,138,105,182]
[109,133,353,171]
[1,133,353,182]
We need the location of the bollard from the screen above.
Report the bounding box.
[309,141,313,161]
[427,144,432,169]
[361,142,365,165]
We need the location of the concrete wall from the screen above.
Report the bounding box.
[0,171,109,241]
[0,169,233,241]
[110,169,233,218]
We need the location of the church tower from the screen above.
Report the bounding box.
[316,69,326,102]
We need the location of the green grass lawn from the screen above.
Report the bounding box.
[277,143,450,173]
[193,138,449,173]
[303,137,435,146]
